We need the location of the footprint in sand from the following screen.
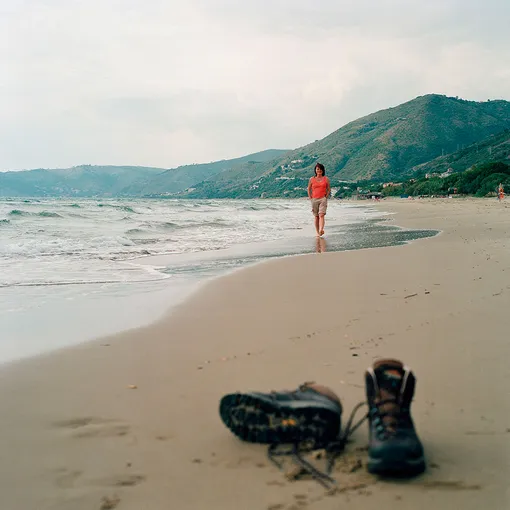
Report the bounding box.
[53,417,130,438]
[100,495,121,510]
[225,456,267,469]
[74,424,130,439]
[53,468,83,489]
[93,474,146,488]
[53,417,109,428]
[267,480,286,487]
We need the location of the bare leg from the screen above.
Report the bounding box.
[319,214,325,236]
[314,216,320,236]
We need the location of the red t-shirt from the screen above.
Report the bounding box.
[310,177,329,198]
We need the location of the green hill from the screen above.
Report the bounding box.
[0,165,163,197]
[0,150,287,197]
[411,129,510,177]
[183,94,510,198]
[2,94,509,198]
[134,149,287,196]
[381,161,510,199]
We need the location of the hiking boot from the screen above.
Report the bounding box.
[365,359,426,476]
[219,382,342,445]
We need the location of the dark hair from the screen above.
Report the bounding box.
[314,163,325,176]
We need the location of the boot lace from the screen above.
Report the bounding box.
[371,396,409,439]
[267,401,368,492]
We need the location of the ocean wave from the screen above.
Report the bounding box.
[161,221,180,229]
[131,238,161,245]
[7,209,63,218]
[116,236,135,246]
[1,198,382,289]
[38,211,63,218]
[0,275,169,288]
[187,220,229,229]
[141,221,181,230]
[240,204,288,211]
[132,220,226,231]
[98,203,138,213]
[124,229,165,244]
[134,221,178,231]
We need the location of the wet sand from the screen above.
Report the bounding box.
[0,197,509,510]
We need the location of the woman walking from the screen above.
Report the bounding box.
[307,163,331,236]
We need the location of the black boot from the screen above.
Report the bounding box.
[365,359,426,476]
[219,382,342,445]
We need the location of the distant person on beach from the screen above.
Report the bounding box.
[307,163,331,237]
[498,183,504,201]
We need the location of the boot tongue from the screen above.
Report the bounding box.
[374,360,405,397]
[373,360,405,430]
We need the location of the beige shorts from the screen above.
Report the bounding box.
[311,197,328,216]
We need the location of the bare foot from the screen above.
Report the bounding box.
[320,230,324,236]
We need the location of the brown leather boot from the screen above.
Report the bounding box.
[365,359,426,476]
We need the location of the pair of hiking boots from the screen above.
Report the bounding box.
[219,358,425,481]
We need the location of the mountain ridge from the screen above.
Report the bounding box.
[0,149,287,197]
[2,94,509,198]
[182,94,510,198]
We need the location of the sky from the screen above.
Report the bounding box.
[1,0,509,171]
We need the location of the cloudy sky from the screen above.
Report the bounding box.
[1,0,509,171]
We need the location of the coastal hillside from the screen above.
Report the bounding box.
[129,149,286,196]
[0,150,287,197]
[2,94,509,198]
[303,94,510,181]
[411,129,510,177]
[182,94,510,198]
[0,165,163,198]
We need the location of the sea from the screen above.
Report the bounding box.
[0,197,437,364]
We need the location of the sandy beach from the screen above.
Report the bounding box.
[0,198,509,510]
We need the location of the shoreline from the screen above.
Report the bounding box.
[0,197,508,510]
[0,202,431,367]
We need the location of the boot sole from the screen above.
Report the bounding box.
[219,392,341,444]
[367,455,426,477]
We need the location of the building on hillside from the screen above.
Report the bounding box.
[439,168,455,178]
[356,191,383,200]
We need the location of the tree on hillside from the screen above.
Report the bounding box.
[381,162,510,197]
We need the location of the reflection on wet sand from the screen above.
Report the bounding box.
[315,236,327,253]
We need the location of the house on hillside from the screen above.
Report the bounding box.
[439,168,455,178]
